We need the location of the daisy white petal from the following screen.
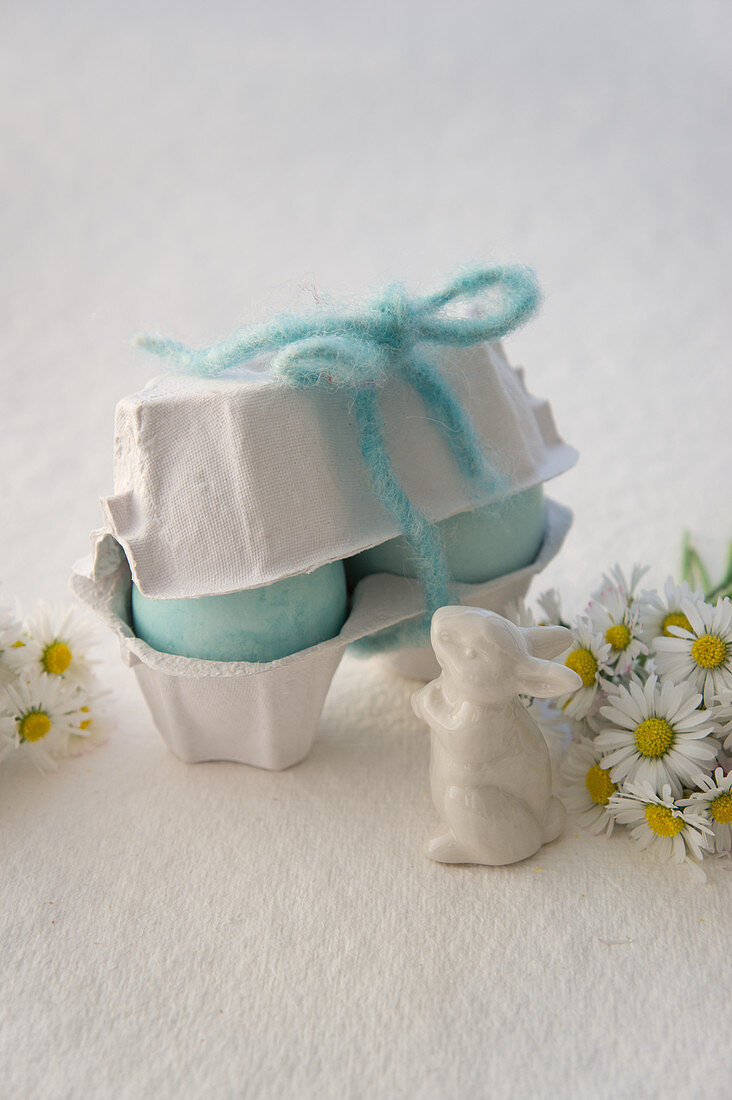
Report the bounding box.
[601,693,642,725]
[599,709,638,732]
[683,598,706,639]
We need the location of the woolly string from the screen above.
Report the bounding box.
[136,264,541,651]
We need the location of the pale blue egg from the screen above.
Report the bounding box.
[346,486,545,585]
[131,561,348,662]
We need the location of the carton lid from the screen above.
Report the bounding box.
[102,341,576,598]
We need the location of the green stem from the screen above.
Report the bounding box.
[681,533,732,601]
[680,530,694,587]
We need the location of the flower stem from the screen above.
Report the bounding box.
[681,532,732,600]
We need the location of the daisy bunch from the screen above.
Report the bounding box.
[518,544,732,878]
[0,595,112,773]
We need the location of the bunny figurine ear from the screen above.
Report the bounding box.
[516,654,582,699]
[522,625,573,661]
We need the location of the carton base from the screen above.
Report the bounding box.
[70,501,572,769]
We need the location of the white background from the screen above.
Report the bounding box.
[2,2,731,1097]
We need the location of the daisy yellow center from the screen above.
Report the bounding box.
[565,648,597,687]
[644,803,684,837]
[662,611,692,636]
[585,764,616,806]
[634,717,674,758]
[19,710,52,742]
[690,633,727,670]
[605,624,631,651]
[710,792,732,825]
[42,641,72,675]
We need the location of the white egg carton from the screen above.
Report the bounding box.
[73,335,576,769]
[71,500,571,770]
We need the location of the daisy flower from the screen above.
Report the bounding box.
[536,588,564,627]
[60,685,114,757]
[586,588,648,676]
[637,577,704,648]
[595,674,717,796]
[681,768,732,854]
[21,604,97,687]
[654,596,732,707]
[561,738,617,837]
[3,672,85,771]
[555,620,612,719]
[592,563,650,607]
[0,603,24,685]
[608,781,713,870]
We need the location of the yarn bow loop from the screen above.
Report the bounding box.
[272,336,389,390]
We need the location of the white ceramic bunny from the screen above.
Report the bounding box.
[411,605,582,866]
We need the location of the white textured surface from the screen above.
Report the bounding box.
[2,2,732,1097]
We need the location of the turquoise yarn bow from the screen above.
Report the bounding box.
[136,264,540,649]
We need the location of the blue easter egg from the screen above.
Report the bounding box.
[131,561,348,662]
[346,485,545,585]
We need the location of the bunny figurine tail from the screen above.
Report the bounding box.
[412,605,582,867]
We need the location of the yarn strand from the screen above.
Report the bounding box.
[351,388,452,615]
[136,264,541,651]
